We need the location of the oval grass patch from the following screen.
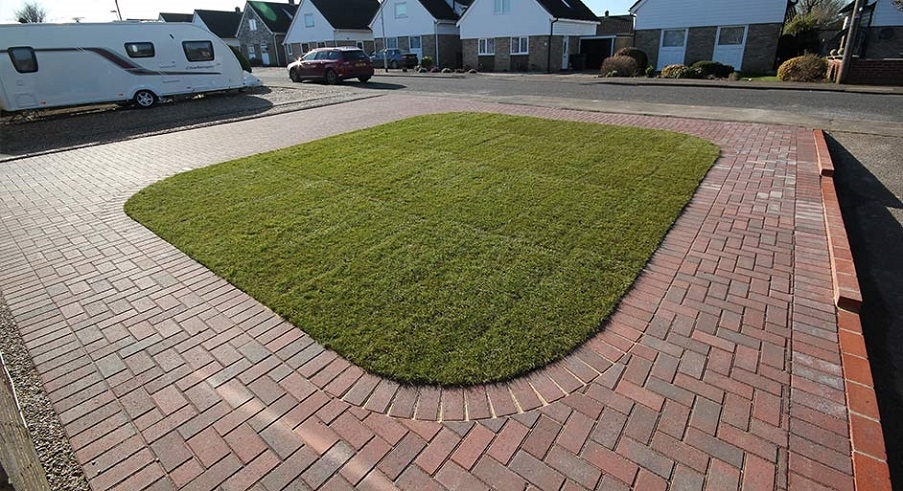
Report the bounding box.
[125,113,719,385]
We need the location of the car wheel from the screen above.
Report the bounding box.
[389,60,399,69]
[358,76,371,83]
[133,89,157,109]
[289,68,301,82]
[324,69,339,85]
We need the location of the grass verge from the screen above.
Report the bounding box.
[125,112,718,385]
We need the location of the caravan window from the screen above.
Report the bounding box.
[8,47,38,73]
[182,41,214,62]
[125,42,155,58]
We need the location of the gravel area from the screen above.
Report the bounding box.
[0,84,377,160]
[0,294,89,491]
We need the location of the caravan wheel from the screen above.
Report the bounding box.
[133,90,157,109]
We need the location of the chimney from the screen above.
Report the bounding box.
[235,6,240,12]
[288,0,294,4]
[604,10,609,17]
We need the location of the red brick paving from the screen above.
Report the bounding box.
[0,94,891,490]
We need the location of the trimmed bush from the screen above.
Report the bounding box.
[420,55,434,70]
[777,54,828,82]
[691,60,734,79]
[614,47,648,74]
[229,45,252,73]
[601,55,639,77]
[661,64,702,79]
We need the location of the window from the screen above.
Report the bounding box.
[301,43,310,52]
[662,29,686,47]
[409,36,421,50]
[386,37,398,49]
[286,44,293,56]
[395,2,407,18]
[510,36,528,55]
[478,38,494,55]
[8,47,37,73]
[183,40,214,61]
[304,13,314,27]
[493,0,510,14]
[317,41,327,48]
[356,41,364,49]
[125,42,155,58]
[248,45,257,59]
[249,18,257,31]
[718,26,746,46]
[301,50,317,61]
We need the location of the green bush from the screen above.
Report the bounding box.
[420,55,434,69]
[614,47,648,74]
[660,64,702,79]
[691,60,734,79]
[777,54,828,82]
[600,55,639,77]
[229,45,252,73]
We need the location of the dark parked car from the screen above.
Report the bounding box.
[370,48,419,69]
[287,47,374,84]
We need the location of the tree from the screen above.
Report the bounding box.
[794,0,845,27]
[894,0,903,12]
[15,1,47,23]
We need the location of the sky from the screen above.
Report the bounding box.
[0,0,635,23]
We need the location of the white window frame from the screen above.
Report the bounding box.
[716,25,747,47]
[247,45,256,59]
[409,35,421,50]
[394,2,407,18]
[478,38,495,55]
[249,18,257,31]
[304,13,314,28]
[510,36,528,55]
[286,44,293,56]
[493,0,510,14]
[386,37,399,49]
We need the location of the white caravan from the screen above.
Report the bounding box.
[0,22,258,112]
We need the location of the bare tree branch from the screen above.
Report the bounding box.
[14,1,47,23]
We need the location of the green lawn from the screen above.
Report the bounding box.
[125,113,718,385]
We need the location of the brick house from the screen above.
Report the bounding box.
[283,0,380,61]
[369,0,472,69]
[630,0,793,73]
[192,9,243,47]
[458,0,599,72]
[833,0,903,85]
[237,1,299,67]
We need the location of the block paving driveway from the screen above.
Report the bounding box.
[0,94,871,490]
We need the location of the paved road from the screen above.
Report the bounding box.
[257,68,903,136]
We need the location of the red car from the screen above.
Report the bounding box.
[287,47,374,84]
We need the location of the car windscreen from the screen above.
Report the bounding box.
[301,51,318,61]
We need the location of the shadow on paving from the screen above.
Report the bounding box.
[0,88,275,157]
[827,132,903,489]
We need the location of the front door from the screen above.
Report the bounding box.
[409,36,422,62]
[261,43,271,66]
[713,25,747,70]
[657,28,687,70]
[561,36,569,70]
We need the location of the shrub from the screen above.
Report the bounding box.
[645,65,655,78]
[614,47,648,74]
[777,54,828,82]
[229,45,252,73]
[660,64,702,79]
[691,60,734,79]
[420,55,434,70]
[601,55,639,77]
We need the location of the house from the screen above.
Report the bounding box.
[369,0,473,69]
[158,12,194,22]
[630,0,793,73]
[237,1,299,66]
[193,9,243,47]
[832,0,903,85]
[283,0,380,61]
[458,0,600,72]
[579,11,635,70]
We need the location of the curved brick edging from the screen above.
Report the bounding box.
[814,129,892,491]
